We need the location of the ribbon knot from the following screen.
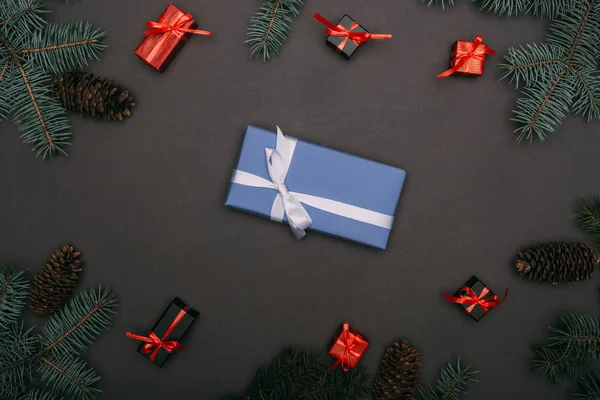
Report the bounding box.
[314,13,392,52]
[144,13,212,38]
[331,323,362,372]
[444,285,508,314]
[126,307,189,362]
[437,35,495,78]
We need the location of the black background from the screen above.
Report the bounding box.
[1,0,599,399]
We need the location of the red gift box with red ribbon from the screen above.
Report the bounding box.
[126,297,199,367]
[135,3,211,72]
[444,276,507,322]
[438,35,495,78]
[329,323,369,371]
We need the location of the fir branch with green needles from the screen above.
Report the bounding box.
[223,347,370,400]
[530,313,600,383]
[245,0,303,60]
[0,264,117,400]
[416,358,478,400]
[19,389,64,400]
[573,371,600,399]
[420,0,455,9]
[576,196,600,249]
[0,0,105,158]
[500,0,600,142]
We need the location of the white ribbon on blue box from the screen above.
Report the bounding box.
[225,126,407,249]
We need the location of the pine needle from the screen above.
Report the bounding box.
[500,0,600,142]
[0,266,29,330]
[245,0,303,60]
[531,314,600,383]
[576,197,600,249]
[572,371,600,399]
[0,0,105,158]
[416,358,478,400]
[19,389,64,400]
[421,0,455,9]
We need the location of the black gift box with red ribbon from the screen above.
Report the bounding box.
[325,15,368,60]
[446,276,501,322]
[131,297,199,367]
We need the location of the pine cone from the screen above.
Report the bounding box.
[53,71,135,121]
[372,340,423,400]
[515,242,600,284]
[29,245,82,316]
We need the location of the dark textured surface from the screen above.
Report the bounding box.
[1,1,599,399]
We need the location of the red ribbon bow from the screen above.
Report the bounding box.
[444,286,507,314]
[331,323,364,372]
[126,307,189,362]
[145,13,212,38]
[313,13,392,52]
[437,35,495,78]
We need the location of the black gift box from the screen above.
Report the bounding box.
[325,15,368,60]
[451,276,496,322]
[138,297,199,367]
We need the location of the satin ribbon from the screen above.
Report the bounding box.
[444,286,507,314]
[230,127,395,239]
[437,35,495,78]
[143,12,211,65]
[313,13,392,52]
[331,323,364,371]
[126,306,189,361]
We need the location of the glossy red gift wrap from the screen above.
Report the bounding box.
[329,323,369,371]
[438,35,495,78]
[135,3,211,72]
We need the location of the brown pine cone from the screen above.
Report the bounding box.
[373,340,423,400]
[29,245,82,316]
[515,242,600,284]
[53,71,135,121]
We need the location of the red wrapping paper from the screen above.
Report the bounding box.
[135,4,210,72]
[438,35,495,78]
[329,323,369,371]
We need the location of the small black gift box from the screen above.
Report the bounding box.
[444,276,502,322]
[325,15,368,60]
[128,297,199,367]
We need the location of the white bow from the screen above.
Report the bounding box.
[231,127,394,239]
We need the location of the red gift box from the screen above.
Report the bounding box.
[329,323,369,371]
[135,3,211,72]
[438,35,495,78]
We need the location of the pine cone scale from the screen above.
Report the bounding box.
[29,245,83,316]
[514,242,599,284]
[53,71,135,121]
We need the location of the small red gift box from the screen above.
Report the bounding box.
[135,4,211,72]
[438,35,495,78]
[329,323,369,371]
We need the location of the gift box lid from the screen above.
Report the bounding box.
[225,126,406,249]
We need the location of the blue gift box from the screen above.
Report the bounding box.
[225,126,406,249]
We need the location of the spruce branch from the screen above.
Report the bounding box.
[238,347,370,400]
[40,286,117,356]
[500,0,600,142]
[420,0,455,9]
[19,389,64,400]
[38,355,100,400]
[576,197,600,248]
[0,324,37,399]
[573,371,600,399]
[21,21,105,75]
[416,358,478,400]
[0,0,105,158]
[0,1,45,34]
[0,266,29,330]
[476,0,533,16]
[531,314,600,383]
[7,59,71,157]
[245,0,303,60]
